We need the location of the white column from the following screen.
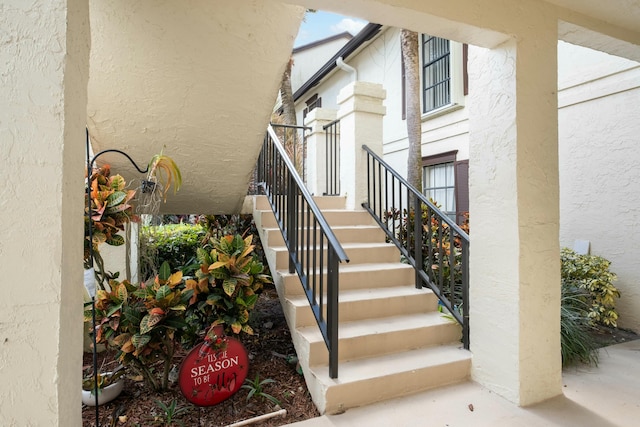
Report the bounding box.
[304,108,337,196]
[0,1,89,425]
[468,27,562,405]
[336,82,386,209]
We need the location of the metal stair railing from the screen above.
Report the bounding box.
[257,125,350,378]
[269,123,310,184]
[322,119,340,196]
[362,145,470,349]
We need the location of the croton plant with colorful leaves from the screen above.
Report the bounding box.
[87,234,272,392]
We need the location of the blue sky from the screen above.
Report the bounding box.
[294,11,367,48]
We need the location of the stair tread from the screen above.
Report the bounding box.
[311,345,470,382]
[279,262,414,276]
[271,241,397,251]
[262,224,382,231]
[298,312,457,341]
[288,285,432,306]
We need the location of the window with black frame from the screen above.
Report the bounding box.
[422,35,451,113]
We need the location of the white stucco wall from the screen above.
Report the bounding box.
[558,42,640,332]
[299,27,471,177]
[299,32,640,335]
[0,0,89,425]
[3,0,639,423]
[88,0,304,215]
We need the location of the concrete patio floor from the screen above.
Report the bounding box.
[287,340,640,427]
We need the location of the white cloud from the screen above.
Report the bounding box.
[330,18,367,36]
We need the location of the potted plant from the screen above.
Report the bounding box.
[141,151,183,201]
[84,164,137,290]
[81,366,126,406]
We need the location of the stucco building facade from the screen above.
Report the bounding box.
[2,0,639,424]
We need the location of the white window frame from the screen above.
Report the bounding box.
[422,161,456,221]
[420,36,465,120]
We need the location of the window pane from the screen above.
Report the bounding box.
[422,161,456,216]
[422,35,451,113]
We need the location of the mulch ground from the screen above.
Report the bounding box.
[82,284,639,426]
[82,285,320,426]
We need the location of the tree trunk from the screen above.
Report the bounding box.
[280,57,296,127]
[279,57,302,172]
[401,29,422,193]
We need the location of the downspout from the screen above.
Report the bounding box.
[336,57,357,82]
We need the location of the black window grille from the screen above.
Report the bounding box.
[422,35,451,113]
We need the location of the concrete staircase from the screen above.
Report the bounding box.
[251,195,472,414]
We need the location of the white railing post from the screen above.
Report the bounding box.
[304,108,337,196]
[336,82,386,209]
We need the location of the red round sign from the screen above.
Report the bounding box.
[178,336,249,406]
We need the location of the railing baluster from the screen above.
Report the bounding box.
[438,219,444,295]
[377,161,383,221]
[257,126,349,378]
[449,227,455,304]
[359,144,469,350]
[327,247,339,378]
[414,192,422,290]
[462,239,470,349]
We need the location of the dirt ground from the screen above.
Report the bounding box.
[590,323,639,348]
[82,285,319,426]
[82,284,639,426]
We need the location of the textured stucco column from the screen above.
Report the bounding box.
[304,108,337,196]
[467,28,562,406]
[0,1,89,425]
[336,82,386,209]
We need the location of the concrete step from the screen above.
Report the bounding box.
[252,199,471,417]
[253,194,346,211]
[271,242,401,270]
[260,224,386,248]
[308,345,471,414]
[298,312,462,366]
[257,209,376,229]
[285,286,438,328]
[279,262,415,296]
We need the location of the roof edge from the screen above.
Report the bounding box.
[293,31,353,53]
[293,23,383,102]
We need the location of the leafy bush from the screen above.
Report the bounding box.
[88,262,188,391]
[87,237,272,392]
[181,234,271,347]
[561,248,620,327]
[139,223,207,279]
[85,165,137,288]
[200,214,269,276]
[139,214,270,280]
[385,203,469,312]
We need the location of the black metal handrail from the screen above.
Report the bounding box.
[362,145,470,349]
[269,123,310,184]
[323,119,340,196]
[257,125,349,378]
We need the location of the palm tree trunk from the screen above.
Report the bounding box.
[279,57,302,172]
[280,57,296,127]
[401,29,422,193]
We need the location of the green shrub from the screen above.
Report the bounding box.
[560,248,620,327]
[200,214,269,276]
[88,238,272,391]
[180,234,271,348]
[385,204,469,313]
[87,262,190,391]
[140,223,206,279]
